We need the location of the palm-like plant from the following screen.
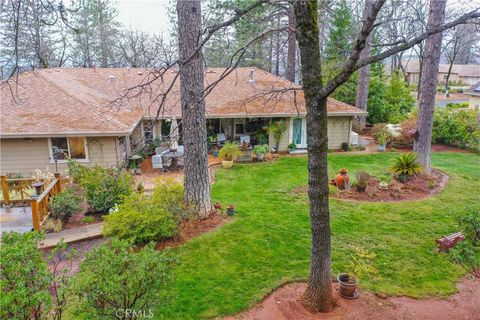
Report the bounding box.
[218,143,242,161]
[391,152,423,176]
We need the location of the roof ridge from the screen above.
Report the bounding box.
[37,71,130,130]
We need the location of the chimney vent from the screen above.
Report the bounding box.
[248,69,255,84]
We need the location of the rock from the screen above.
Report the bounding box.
[376,292,388,299]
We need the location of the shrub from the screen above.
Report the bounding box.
[391,152,423,176]
[267,120,287,149]
[446,102,469,109]
[449,241,480,278]
[81,216,95,224]
[354,171,370,192]
[432,108,480,152]
[391,117,416,147]
[81,166,133,213]
[253,144,269,155]
[73,239,176,318]
[218,142,242,161]
[372,124,392,145]
[367,73,415,124]
[49,186,83,221]
[41,219,63,233]
[103,193,178,244]
[152,178,193,221]
[0,232,51,319]
[457,206,480,246]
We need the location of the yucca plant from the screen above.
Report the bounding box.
[391,152,423,179]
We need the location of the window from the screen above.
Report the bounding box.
[234,119,245,136]
[50,137,87,161]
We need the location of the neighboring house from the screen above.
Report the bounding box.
[385,61,480,86]
[465,81,480,110]
[0,67,366,175]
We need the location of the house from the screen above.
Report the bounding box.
[385,61,480,86]
[0,67,366,175]
[465,81,480,110]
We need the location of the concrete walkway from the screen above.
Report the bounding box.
[40,222,103,249]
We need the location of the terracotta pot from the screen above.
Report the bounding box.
[335,169,350,190]
[222,160,233,169]
[337,273,359,299]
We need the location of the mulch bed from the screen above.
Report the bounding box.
[335,170,449,202]
[226,278,480,320]
[292,170,449,202]
[155,212,231,250]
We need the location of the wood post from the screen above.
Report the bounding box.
[31,200,40,230]
[54,173,61,193]
[1,175,9,205]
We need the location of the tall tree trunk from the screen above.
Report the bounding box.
[286,6,296,82]
[177,0,212,218]
[294,0,334,313]
[413,0,446,173]
[275,15,281,76]
[354,0,374,130]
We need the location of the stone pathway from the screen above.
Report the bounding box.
[40,222,103,249]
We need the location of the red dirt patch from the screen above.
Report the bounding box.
[226,278,480,320]
[292,170,448,202]
[155,213,231,250]
[63,211,103,230]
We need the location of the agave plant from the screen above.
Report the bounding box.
[391,152,423,176]
[218,142,242,161]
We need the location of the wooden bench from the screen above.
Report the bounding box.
[436,232,464,252]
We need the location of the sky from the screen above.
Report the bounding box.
[117,0,173,34]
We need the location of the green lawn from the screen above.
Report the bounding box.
[70,152,480,319]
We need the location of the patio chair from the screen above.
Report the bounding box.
[152,154,164,172]
[240,135,250,144]
[217,133,226,144]
[155,146,167,155]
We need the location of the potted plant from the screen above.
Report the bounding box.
[237,142,253,162]
[253,144,269,161]
[288,143,296,153]
[267,120,287,152]
[376,130,390,152]
[130,155,143,175]
[391,152,423,183]
[337,245,377,299]
[218,142,242,169]
[227,205,235,216]
[335,168,350,190]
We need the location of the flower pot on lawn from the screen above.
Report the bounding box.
[335,169,350,190]
[337,273,359,299]
[222,160,233,169]
[377,144,386,152]
[256,153,265,161]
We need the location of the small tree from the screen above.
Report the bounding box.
[267,120,287,151]
[73,239,176,319]
[0,232,51,320]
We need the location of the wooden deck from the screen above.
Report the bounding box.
[0,206,33,233]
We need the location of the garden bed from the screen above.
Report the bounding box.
[155,213,231,250]
[335,169,449,202]
[292,169,449,202]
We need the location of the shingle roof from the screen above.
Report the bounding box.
[465,81,480,96]
[384,60,480,78]
[1,67,366,137]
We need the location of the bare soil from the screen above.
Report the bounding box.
[292,170,448,202]
[155,212,231,250]
[63,211,103,230]
[226,278,480,320]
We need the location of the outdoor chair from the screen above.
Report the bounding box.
[240,135,250,144]
[155,146,167,155]
[152,154,164,172]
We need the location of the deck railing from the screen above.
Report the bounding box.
[1,173,61,230]
[0,175,46,205]
[31,174,62,230]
